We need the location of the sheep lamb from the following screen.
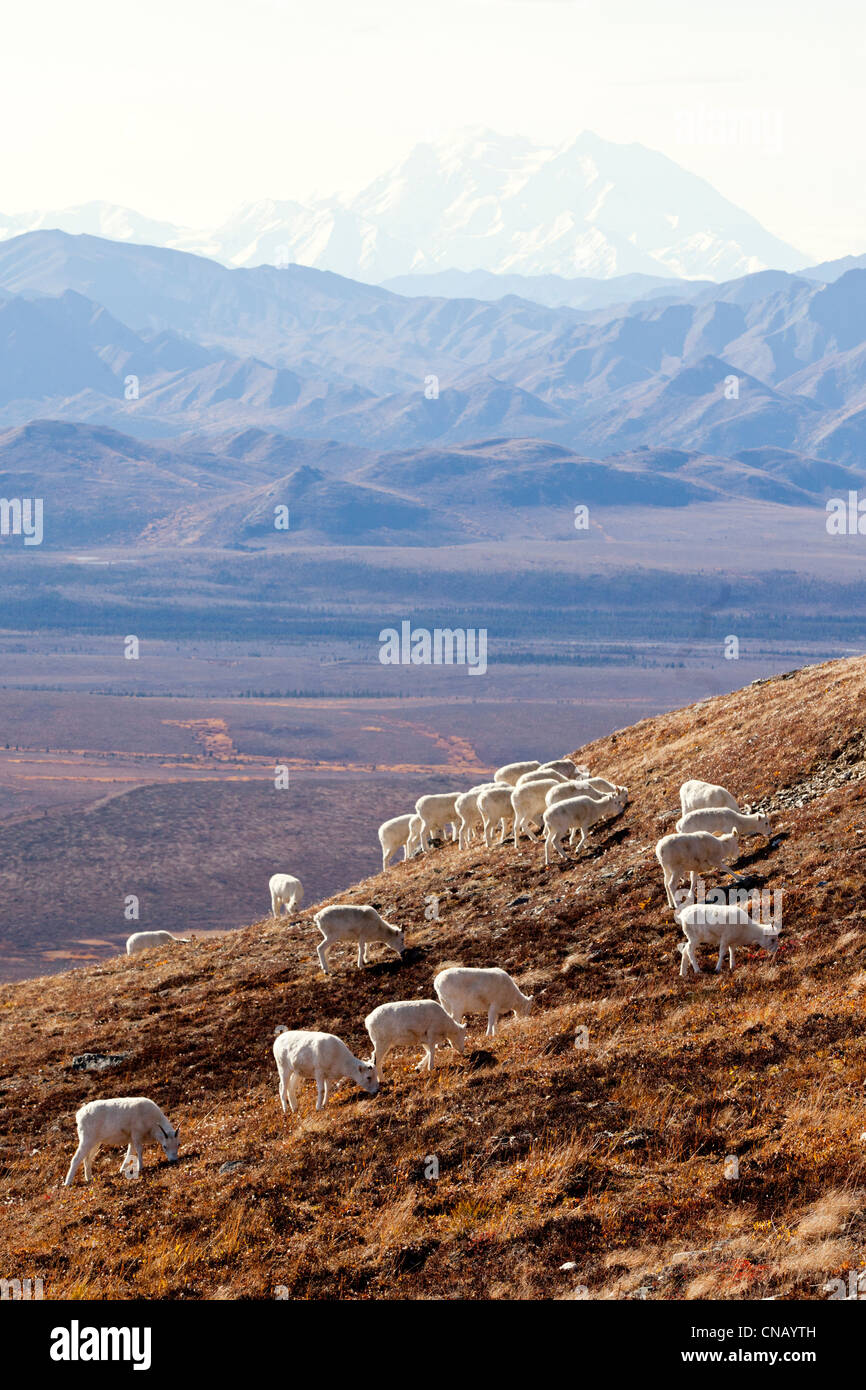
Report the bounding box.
[679,779,741,817]
[494,760,540,785]
[455,783,499,849]
[675,806,771,839]
[541,759,590,779]
[511,777,563,845]
[273,1028,378,1112]
[126,930,191,955]
[542,789,626,864]
[655,830,740,909]
[378,814,423,871]
[477,784,516,847]
[313,904,405,974]
[64,1097,180,1185]
[415,792,462,850]
[364,1000,466,1078]
[434,966,533,1037]
[268,873,304,917]
[675,901,780,976]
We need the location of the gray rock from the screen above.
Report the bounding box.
[69,1053,129,1072]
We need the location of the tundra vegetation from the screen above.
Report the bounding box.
[1,658,865,1299]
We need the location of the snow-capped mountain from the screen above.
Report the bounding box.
[0,130,806,283]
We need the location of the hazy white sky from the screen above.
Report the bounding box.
[4,0,864,259]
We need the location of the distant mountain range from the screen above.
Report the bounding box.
[0,230,865,471]
[2,419,864,551]
[0,130,812,283]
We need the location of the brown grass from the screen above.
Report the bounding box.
[2,655,866,1299]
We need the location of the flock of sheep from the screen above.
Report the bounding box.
[63,756,781,1185]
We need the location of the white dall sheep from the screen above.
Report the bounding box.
[494,760,540,786]
[378,814,423,871]
[126,930,191,955]
[434,966,533,1037]
[544,779,607,808]
[273,1027,378,1112]
[679,779,741,817]
[313,904,405,974]
[455,784,499,850]
[364,1000,467,1079]
[415,792,461,850]
[268,873,304,917]
[675,901,780,977]
[64,1097,180,1185]
[676,807,771,839]
[511,777,563,846]
[514,767,572,788]
[477,784,516,847]
[543,790,626,864]
[655,830,740,909]
[541,759,590,779]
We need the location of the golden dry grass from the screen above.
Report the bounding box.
[1,655,866,1299]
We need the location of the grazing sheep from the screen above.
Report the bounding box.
[477,784,516,847]
[272,1028,378,1112]
[313,904,405,974]
[583,776,627,797]
[679,779,741,817]
[268,873,304,917]
[544,778,607,808]
[455,783,499,850]
[415,792,461,850]
[364,1000,466,1079]
[494,760,540,786]
[125,930,191,955]
[675,901,780,976]
[378,814,423,871]
[542,790,626,864]
[676,807,771,839]
[511,777,563,846]
[64,1097,180,1185]
[434,966,533,1036]
[541,759,590,779]
[514,767,571,788]
[655,830,740,909]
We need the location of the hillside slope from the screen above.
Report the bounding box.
[1,658,865,1300]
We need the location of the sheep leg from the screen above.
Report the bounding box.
[686,939,701,975]
[550,830,568,861]
[575,827,587,854]
[65,1141,89,1186]
[270,892,279,917]
[714,938,727,974]
[278,1070,289,1114]
[357,942,365,968]
[728,946,736,971]
[315,1076,327,1110]
[287,1072,300,1114]
[486,1006,497,1038]
[415,1043,435,1072]
[316,939,330,974]
[119,1143,135,1176]
[664,870,678,909]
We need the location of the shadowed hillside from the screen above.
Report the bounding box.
[1,657,865,1299]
